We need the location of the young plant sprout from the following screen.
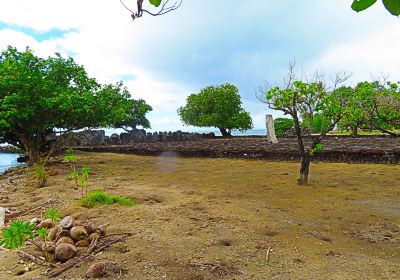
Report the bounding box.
[44,208,64,224]
[37,228,50,261]
[64,148,79,189]
[79,167,90,197]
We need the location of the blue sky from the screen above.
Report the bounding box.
[0,0,399,133]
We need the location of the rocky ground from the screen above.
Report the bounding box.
[0,152,399,279]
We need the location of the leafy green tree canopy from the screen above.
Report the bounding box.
[178,83,253,137]
[352,0,400,16]
[0,46,151,163]
[342,81,400,136]
[274,118,294,136]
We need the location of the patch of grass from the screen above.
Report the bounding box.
[78,190,135,208]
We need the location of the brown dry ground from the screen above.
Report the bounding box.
[0,152,399,280]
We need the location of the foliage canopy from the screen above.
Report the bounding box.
[178,83,253,137]
[0,46,151,163]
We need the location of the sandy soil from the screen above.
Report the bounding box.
[0,152,399,279]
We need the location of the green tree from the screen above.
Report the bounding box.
[343,81,400,136]
[114,98,152,131]
[274,118,294,136]
[301,113,333,134]
[352,0,400,16]
[178,83,253,137]
[261,65,350,185]
[0,46,151,164]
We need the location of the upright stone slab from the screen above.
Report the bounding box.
[266,114,278,143]
[0,207,5,229]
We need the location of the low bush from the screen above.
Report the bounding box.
[78,190,135,208]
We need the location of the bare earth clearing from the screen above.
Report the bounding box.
[0,152,399,279]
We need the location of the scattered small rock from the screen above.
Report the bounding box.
[86,262,108,278]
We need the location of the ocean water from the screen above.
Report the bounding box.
[0,153,22,175]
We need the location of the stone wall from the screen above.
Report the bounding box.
[71,129,216,146]
[75,135,400,164]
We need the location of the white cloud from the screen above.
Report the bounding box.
[309,24,400,84]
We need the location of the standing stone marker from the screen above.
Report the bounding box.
[266,114,278,143]
[0,207,5,229]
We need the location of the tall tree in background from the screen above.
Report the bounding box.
[260,64,350,185]
[0,46,151,163]
[178,84,253,137]
[342,81,400,136]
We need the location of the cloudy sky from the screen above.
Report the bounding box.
[0,0,399,133]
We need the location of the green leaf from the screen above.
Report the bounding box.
[383,0,400,15]
[351,0,378,12]
[149,0,162,7]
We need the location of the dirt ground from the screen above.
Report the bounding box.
[0,152,399,279]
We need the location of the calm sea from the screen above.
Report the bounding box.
[0,153,22,175]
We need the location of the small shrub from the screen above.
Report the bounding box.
[78,190,135,208]
[33,164,47,188]
[0,220,35,249]
[274,118,294,136]
[10,146,23,154]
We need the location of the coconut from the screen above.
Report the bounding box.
[55,243,77,262]
[75,240,89,247]
[55,229,70,241]
[88,232,100,243]
[73,220,83,227]
[96,224,107,236]
[48,226,60,241]
[41,241,56,254]
[36,218,53,229]
[56,236,75,247]
[59,216,74,229]
[30,217,41,225]
[84,221,96,235]
[70,226,88,241]
[86,262,107,278]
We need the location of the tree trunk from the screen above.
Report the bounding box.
[219,128,231,137]
[298,154,311,185]
[292,113,310,185]
[350,125,358,137]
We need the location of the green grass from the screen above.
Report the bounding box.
[78,190,135,208]
[328,130,391,136]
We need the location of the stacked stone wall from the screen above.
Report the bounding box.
[74,133,400,164]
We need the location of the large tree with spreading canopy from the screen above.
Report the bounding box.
[0,46,151,163]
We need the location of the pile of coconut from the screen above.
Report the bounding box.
[31,215,105,262]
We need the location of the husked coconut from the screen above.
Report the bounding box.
[88,232,100,243]
[30,217,41,225]
[41,241,56,253]
[48,226,60,241]
[56,236,75,247]
[70,226,88,241]
[59,216,74,229]
[75,240,89,247]
[37,219,53,229]
[55,243,77,262]
[84,221,96,235]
